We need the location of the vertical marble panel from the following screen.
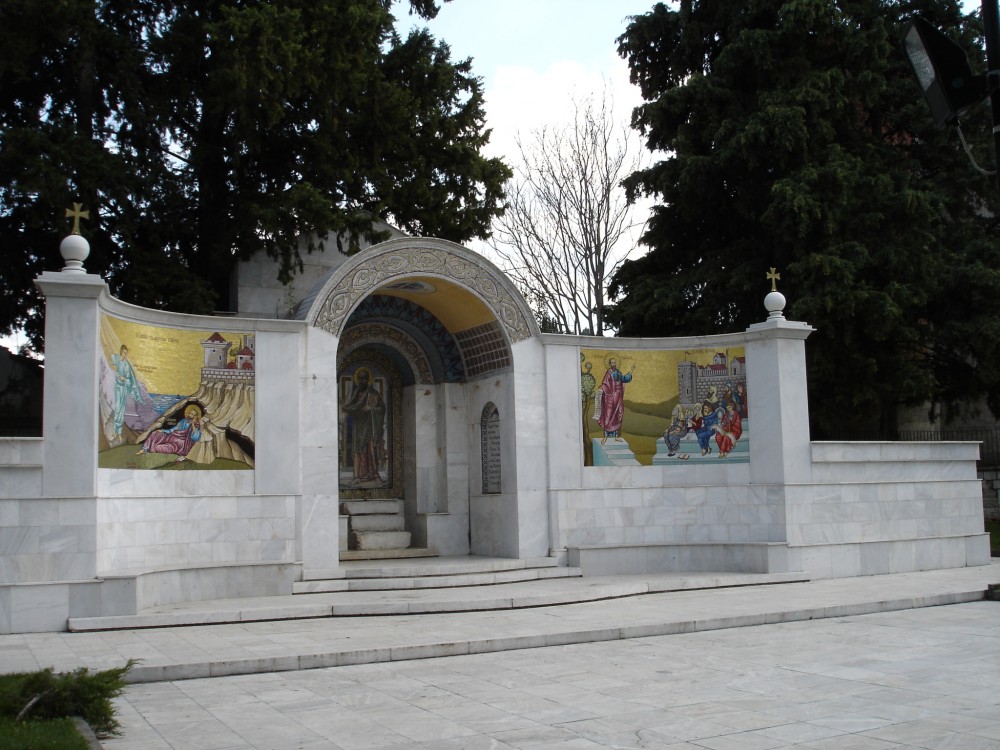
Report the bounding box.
[255,329,303,495]
[299,325,341,573]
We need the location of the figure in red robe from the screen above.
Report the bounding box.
[715,402,743,457]
[597,358,634,443]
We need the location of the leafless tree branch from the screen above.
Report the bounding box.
[487,86,647,335]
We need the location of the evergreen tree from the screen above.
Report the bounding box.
[0,0,510,349]
[610,0,1000,435]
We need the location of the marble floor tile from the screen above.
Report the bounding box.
[95,599,1000,750]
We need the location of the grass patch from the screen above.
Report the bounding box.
[0,716,90,749]
[0,660,135,740]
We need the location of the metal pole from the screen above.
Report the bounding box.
[983,0,1000,205]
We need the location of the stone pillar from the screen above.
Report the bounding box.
[34,269,107,500]
[29,231,107,586]
[745,293,814,486]
[298,325,342,576]
[511,336,550,558]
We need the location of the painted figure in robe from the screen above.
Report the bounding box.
[111,344,144,438]
[715,401,743,457]
[344,367,386,483]
[138,404,205,460]
[597,357,634,443]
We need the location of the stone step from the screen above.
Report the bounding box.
[339,548,438,561]
[341,499,403,515]
[292,565,582,594]
[333,556,561,580]
[350,514,405,532]
[353,530,411,550]
[66,570,815,632]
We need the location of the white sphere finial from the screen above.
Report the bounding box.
[60,232,90,274]
[764,290,786,318]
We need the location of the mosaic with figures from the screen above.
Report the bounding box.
[97,315,255,470]
[338,351,403,498]
[581,347,748,467]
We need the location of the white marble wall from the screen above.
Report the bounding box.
[551,470,784,550]
[511,337,551,559]
[233,226,407,319]
[96,494,296,573]
[4,257,993,632]
[405,386,441,517]
[86,313,306,576]
[414,383,472,556]
[537,326,989,578]
[786,442,986,548]
[299,325,341,575]
[255,330,302,495]
[0,497,97,584]
[466,375,519,558]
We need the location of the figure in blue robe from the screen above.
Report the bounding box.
[111,345,144,438]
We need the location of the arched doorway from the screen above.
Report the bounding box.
[306,238,539,559]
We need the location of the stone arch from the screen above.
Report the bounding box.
[305,237,539,343]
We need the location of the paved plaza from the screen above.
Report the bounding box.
[3,563,999,748]
[100,600,1000,750]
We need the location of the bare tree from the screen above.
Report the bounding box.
[488,89,647,335]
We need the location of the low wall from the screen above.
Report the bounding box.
[96,495,298,573]
[553,466,784,551]
[800,442,984,544]
[568,542,791,576]
[560,441,990,579]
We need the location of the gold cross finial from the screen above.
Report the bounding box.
[766,267,781,293]
[65,203,89,235]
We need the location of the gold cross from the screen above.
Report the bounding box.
[65,203,89,235]
[766,267,781,292]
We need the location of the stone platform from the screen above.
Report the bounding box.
[2,561,994,687]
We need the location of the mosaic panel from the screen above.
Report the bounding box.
[338,350,403,499]
[454,322,511,377]
[581,347,748,468]
[346,295,464,381]
[97,315,255,470]
[338,322,434,385]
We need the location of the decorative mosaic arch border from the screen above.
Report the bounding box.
[338,322,435,385]
[306,238,539,343]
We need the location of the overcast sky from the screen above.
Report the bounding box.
[395,0,652,160]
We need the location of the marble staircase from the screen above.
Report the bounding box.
[64,563,809,632]
[340,498,436,560]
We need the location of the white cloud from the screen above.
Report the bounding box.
[482,53,642,162]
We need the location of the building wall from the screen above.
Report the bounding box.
[0,248,992,633]
[539,330,989,578]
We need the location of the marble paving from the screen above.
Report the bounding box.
[2,563,999,748]
[99,599,1000,749]
[1,563,998,685]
